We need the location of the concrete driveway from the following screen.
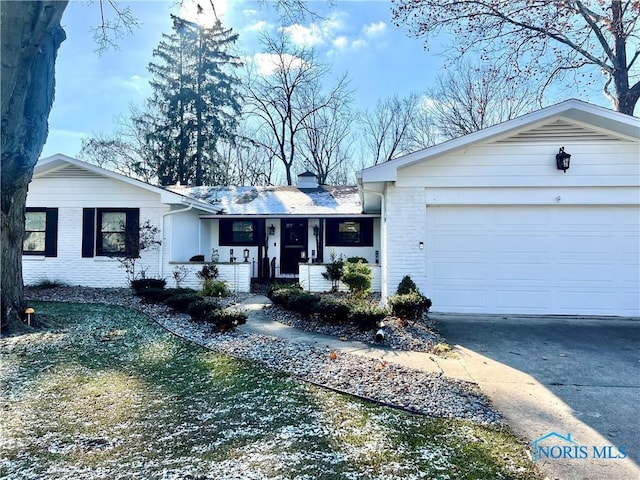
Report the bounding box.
[432,314,640,480]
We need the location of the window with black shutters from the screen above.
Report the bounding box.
[23,208,58,257]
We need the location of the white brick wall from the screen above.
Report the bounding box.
[166,262,251,292]
[298,263,381,293]
[24,174,167,287]
[383,185,428,297]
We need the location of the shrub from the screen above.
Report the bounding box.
[322,251,344,291]
[388,291,432,321]
[317,297,351,324]
[349,302,388,331]
[346,256,368,264]
[196,264,219,280]
[164,287,197,297]
[131,278,167,294]
[397,275,419,295]
[287,291,320,317]
[164,292,202,312]
[341,261,372,299]
[138,287,170,303]
[29,279,68,289]
[268,285,302,307]
[187,300,220,322]
[204,309,248,332]
[202,278,231,297]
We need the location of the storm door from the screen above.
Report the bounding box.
[280,220,308,274]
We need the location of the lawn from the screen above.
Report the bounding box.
[0,302,541,480]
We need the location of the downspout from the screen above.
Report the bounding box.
[361,188,386,302]
[159,202,194,279]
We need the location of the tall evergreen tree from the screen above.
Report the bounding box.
[141,15,242,186]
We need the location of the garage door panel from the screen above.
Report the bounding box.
[426,205,639,316]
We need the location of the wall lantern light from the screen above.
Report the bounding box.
[313,225,319,237]
[243,248,250,262]
[419,241,424,250]
[556,147,571,173]
[268,224,276,235]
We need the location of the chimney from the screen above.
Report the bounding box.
[297,171,318,189]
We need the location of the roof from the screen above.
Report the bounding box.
[168,184,363,216]
[34,154,222,214]
[358,99,640,185]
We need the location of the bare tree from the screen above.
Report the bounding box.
[299,76,354,184]
[392,0,640,115]
[427,61,539,140]
[360,92,425,165]
[243,31,349,185]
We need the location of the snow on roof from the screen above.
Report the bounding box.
[167,185,363,216]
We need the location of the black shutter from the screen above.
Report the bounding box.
[82,208,95,257]
[126,209,140,256]
[361,218,374,246]
[44,208,58,257]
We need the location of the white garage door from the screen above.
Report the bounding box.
[426,205,640,316]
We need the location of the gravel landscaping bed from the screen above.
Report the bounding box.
[25,286,503,425]
[263,302,441,352]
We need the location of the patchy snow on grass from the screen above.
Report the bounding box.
[0,301,540,480]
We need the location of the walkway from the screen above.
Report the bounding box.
[238,295,640,480]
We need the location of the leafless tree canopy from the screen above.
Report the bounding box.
[427,62,539,140]
[243,31,353,185]
[392,0,640,115]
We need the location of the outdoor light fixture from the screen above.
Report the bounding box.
[419,241,424,250]
[556,147,571,172]
[313,225,319,237]
[243,248,250,262]
[268,224,276,235]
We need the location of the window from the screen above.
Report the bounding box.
[82,208,139,257]
[326,218,373,247]
[23,208,58,256]
[219,219,260,246]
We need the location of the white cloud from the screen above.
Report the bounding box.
[333,36,349,50]
[281,23,325,46]
[246,20,270,32]
[362,21,387,37]
[351,38,368,49]
[280,12,347,47]
[249,53,306,76]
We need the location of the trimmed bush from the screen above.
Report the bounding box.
[346,256,368,264]
[165,292,202,312]
[204,309,248,332]
[131,278,167,294]
[317,297,351,324]
[287,291,320,317]
[268,285,302,307]
[138,287,170,303]
[388,291,432,321]
[202,278,231,297]
[341,261,372,299]
[187,300,220,322]
[349,302,388,331]
[397,275,419,295]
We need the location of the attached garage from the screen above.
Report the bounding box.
[425,205,639,316]
[358,100,640,317]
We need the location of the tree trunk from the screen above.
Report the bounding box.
[1,1,68,334]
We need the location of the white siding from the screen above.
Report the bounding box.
[24,175,168,287]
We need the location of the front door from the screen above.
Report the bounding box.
[280,220,307,274]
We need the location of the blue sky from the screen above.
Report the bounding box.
[42,0,602,158]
